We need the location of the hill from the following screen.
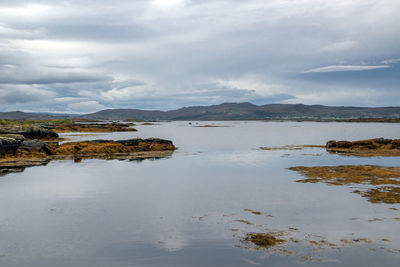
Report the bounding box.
[83,103,400,121]
[0,111,64,120]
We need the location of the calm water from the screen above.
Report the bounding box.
[0,121,399,266]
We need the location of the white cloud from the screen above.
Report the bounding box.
[151,0,186,9]
[381,58,400,64]
[304,65,391,73]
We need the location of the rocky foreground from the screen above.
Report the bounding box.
[326,138,400,156]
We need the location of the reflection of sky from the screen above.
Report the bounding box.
[1,122,400,266]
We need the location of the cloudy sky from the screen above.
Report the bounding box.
[0,0,399,113]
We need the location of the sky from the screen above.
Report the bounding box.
[0,0,399,113]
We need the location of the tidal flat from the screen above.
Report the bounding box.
[0,121,399,267]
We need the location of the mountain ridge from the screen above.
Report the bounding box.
[2,103,400,121]
[85,102,400,120]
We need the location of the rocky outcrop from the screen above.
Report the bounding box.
[0,134,25,154]
[326,138,400,156]
[0,125,59,139]
[47,123,137,133]
[0,138,175,166]
[47,138,175,156]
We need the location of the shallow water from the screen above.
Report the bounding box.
[0,121,399,266]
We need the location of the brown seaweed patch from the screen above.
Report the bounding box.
[234,219,253,225]
[367,218,384,222]
[340,238,372,245]
[289,165,400,186]
[242,232,285,249]
[244,209,263,215]
[355,187,400,204]
[289,165,400,204]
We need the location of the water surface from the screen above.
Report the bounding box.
[0,121,399,266]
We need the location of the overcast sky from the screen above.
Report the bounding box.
[0,0,399,113]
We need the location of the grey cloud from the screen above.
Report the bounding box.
[0,66,111,85]
[0,85,54,104]
[44,23,158,42]
[0,0,399,112]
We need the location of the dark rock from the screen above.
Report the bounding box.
[326,140,337,148]
[374,138,392,144]
[0,134,25,154]
[0,126,58,139]
[22,126,59,139]
[20,140,48,153]
[336,141,352,148]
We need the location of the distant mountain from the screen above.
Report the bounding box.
[0,111,64,120]
[83,103,400,121]
[3,103,400,121]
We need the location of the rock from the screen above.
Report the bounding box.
[374,138,392,144]
[336,141,352,148]
[325,138,400,156]
[0,125,59,139]
[20,140,48,153]
[23,126,59,139]
[0,134,25,155]
[326,140,337,148]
